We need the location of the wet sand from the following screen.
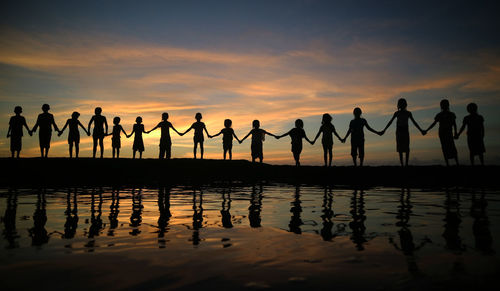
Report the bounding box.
[1,158,498,187]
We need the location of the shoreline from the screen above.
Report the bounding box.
[1,157,498,187]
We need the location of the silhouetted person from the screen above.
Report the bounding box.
[349,189,367,250]
[63,188,78,239]
[443,189,464,253]
[3,189,19,248]
[108,117,128,159]
[424,99,459,166]
[129,188,143,236]
[221,189,233,228]
[248,184,263,227]
[343,108,382,166]
[7,106,31,158]
[289,185,303,234]
[209,119,241,160]
[277,119,313,166]
[127,116,147,159]
[88,107,108,158]
[88,189,103,239]
[320,186,335,241]
[388,189,429,275]
[191,189,203,245]
[240,120,278,163]
[456,103,485,166]
[59,111,89,158]
[181,112,210,159]
[147,113,182,159]
[32,104,60,158]
[381,98,425,166]
[157,186,172,248]
[470,191,493,255]
[29,190,49,246]
[311,113,343,167]
[108,188,120,236]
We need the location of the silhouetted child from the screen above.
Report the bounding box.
[127,116,147,159]
[240,120,277,163]
[88,107,108,158]
[32,104,60,158]
[209,119,240,160]
[7,106,31,158]
[456,103,485,166]
[381,98,425,166]
[147,112,182,159]
[181,112,210,159]
[108,117,128,158]
[277,119,313,166]
[343,107,382,166]
[423,99,459,166]
[311,113,343,167]
[58,111,89,158]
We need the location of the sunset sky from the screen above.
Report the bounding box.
[1,0,499,165]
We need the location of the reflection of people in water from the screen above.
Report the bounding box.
[443,188,464,253]
[129,188,143,236]
[3,189,19,248]
[389,189,429,275]
[29,190,49,246]
[221,189,233,228]
[289,185,303,234]
[157,186,172,248]
[63,188,79,239]
[321,186,335,241]
[191,189,203,245]
[470,190,493,255]
[108,188,120,236]
[249,184,263,227]
[88,189,103,239]
[349,189,367,250]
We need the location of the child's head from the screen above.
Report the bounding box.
[397,98,407,110]
[42,104,50,112]
[71,112,80,119]
[467,103,478,114]
[321,113,332,124]
[14,106,22,115]
[195,112,202,121]
[113,117,120,125]
[295,119,304,128]
[252,120,260,129]
[136,116,142,124]
[353,107,362,118]
[224,119,232,128]
[440,99,450,111]
[162,112,169,121]
[95,107,102,115]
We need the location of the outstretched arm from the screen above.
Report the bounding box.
[211,130,223,138]
[382,113,397,133]
[343,128,351,141]
[203,125,210,137]
[333,127,343,142]
[147,124,160,134]
[264,130,278,138]
[181,125,193,136]
[120,126,128,137]
[365,122,379,135]
[409,114,424,134]
[240,131,252,143]
[59,120,69,136]
[170,124,182,136]
[312,128,322,144]
[22,119,32,136]
[52,116,60,132]
[127,127,134,138]
[77,121,89,135]
[304,133,313,144]
[424,120,437,133]
[276,130,291,139]
[232,132,241,143]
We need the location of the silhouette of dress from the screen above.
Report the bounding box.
[191,121,206,143]
[289,127,306,155]
[9,115,27,152]
[221,128,235,151]
[66,119,81,145]
[463,114,485,155]
[435,111,458,159]
[394,110,412,153]
[111,124,124,149]
[34,112,56,149]
[133,123,145,152]
[349,118,368,157]
[250,128,266,160]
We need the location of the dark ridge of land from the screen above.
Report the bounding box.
[0,158,498,188]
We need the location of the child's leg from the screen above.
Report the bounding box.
[44,147,49,158]
[112,147,116,158]
[200,141,204,159]
[16,150,20,158]
[405,151,409,166]
[166,144,171,159]
[139,151,142,159]
[69,143,73,158]
[323,149,328,166]
[133,150,136,159]
[359,144,365,166]
[444,157,449,166]
[11,150,15,158]
[193,142,198,159]
[159,147,165,159]
[75,143,79,158]
[99,137,104,158]
[223,148,227,160]
[117,148,120,158]
[479,154,484,166]
[351,143,357,166]
[328,147,332,167]
[398,152,403,166]
[229,149,232,160]
[454,156,459,166]
[293,151,300,166]
[40,146,44,158]
[92,137,97,158]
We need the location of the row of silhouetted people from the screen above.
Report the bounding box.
[7,99,485,166]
